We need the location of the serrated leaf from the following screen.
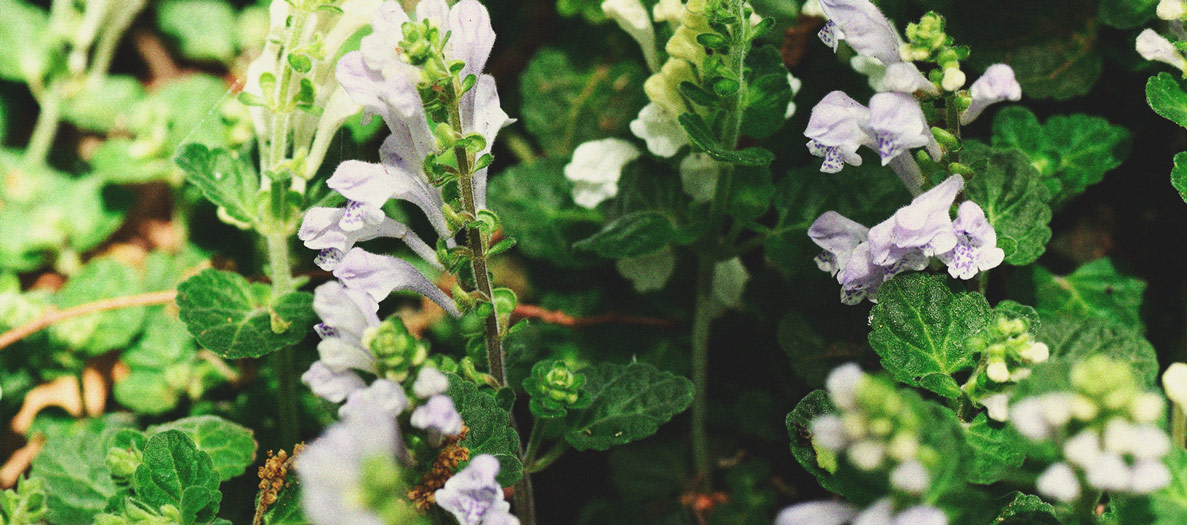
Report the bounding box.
[148,416,257,482]
[488,160,602,267]
[993,492,1060,524]
[62,75,146,133]
[50,258,146,355]
[741,45,793,140]
[1098,0,1157,29]
[176,269,314,358]
[158,0,239,62]
[563,361,693,451]
[175,144,260,225]
[1037,314,1159,387]
[134,430,220,523]
[785,390,843,494]
[965,413,1025,485]
[678,113,775,166]
[1171,152,1187,204]
[572,211,675,259]
[444,374,522,486]
[29,418,129,524]
[990,106,1130,207]
[1033,258,1146,331]
[1148,72,1187,129]
[962,143,1053,265]
[259,476,308,524]
[867,273,991,398]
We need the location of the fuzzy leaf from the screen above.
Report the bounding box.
[62,75,146,133]
[1098,0,1157,29]
[867,273,991,398]
[965,413,1026,485]
[785,390,842,494]
[174,143,260,225]
[148,416,257,482]
[1037,314,1159,387]
[445,374,523,486]
[1033,258,1146,331]
[1147,72,1187,129]
[990,106,1130,207]
[258,476,307,524]
[134,430,221,522]
[678,113,775,166]
[1171,152,1187,204]
[993,492,1060,524]
[564,361,694,451]
[29,418,129,524]
[175,269,314,358]
[157,0,238,63]
[488,160,602,267]
[0,0,51,81]
[962,144,1054,265]
[741,45,793,139]
[50,258,146,355]
[572,211,676,259]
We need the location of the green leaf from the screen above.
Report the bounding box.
[726,165,774,221]
[1037,314,1159,387]
[563,361,694,451]
[148,75,233,151]
[572,211,676,259]
[133,430,220,523]
[62,76,147,133]
[965,413,1025,485]
[1171,152,1187,204]
[990,106,1130,208]
[50,258,146,355]
[258,477,307,524]
[1033,258,1146,331]
[115,314,203,415]
[148,416,257,482]
[741,45,793,140]
[0,0,51,82]
[519,48,648,158]
[974,30,1101,101]
[867,273,991,398]
[29,418,129,524]
[1098,0,1157,29]
[157,0,239,62]
[488,160,602,267]
[1148,72,1187,129]
[174,144,260,225]
[777,312,865,387]
[444,374,523,486]
[962,143,1053,265]
[1110,447,1187,524]
[678,113,774,166]
[785,390,843,494]
[993,492,1060,524]
[176,269,314,358]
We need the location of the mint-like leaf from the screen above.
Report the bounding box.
[148,416,257,482]
[157,0,238,63]
[176,269,313,358]
[1034,258,1146,331]
[867,273,991,398]
[133,430,221,521]
[1147,72,1187,129]
[1172,152,1187,204]
[678,113,774,166]
[1038,314,1159,387]
[445,374,523,486]
[965,413,1025,485]
[572,211,675,259]
[174,143,260,226]
[962,143,1053,266]
[564,361,693,451]
[50,258,146,356]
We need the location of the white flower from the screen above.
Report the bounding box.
[987,361,1010,383]
[1011,398,1051,440]
[652,0,683,22]
[1132,425,1171,460]
[564,138,642,208]
[853,499,894,525]
[940,68,965,92]
[1163,362,1187,407]
[786,73,803,119]
[630,102,687,157]
[890,460,930,494]
[893,506,947,525]
[882,62,939,96]
[1137,29,1187,71]
[712,257,750,311]
[1159,0,1186,20]
[301,361,366,403]
[1131,392,1166,424]
[297,403,402,525]
[811,414,849,451]
[1103,418,1139,456]
[1019,342,1049,364]
[960,64,1022,125]
[801,0,825,18]
[775,500,858,525]
[848,439,885,470]
[1130,459,1172,493]
[616,246,676,292]
[1063,430,1102,468]
[1040,393,1074,428]
[982,393,1010,422]
[679,153,720,203]
[1037,463,1081,503]
[340,379,409,420]
[1086,452,1130,491]
[827,363,866,410]
[602,0,660,72]
[413,367,450,398]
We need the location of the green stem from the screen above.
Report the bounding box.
[1174,404,1186,448]
[521,418,546,466]
[266,8,311,175]
[24,84,62,167]
[265,231,299,447]
[525,442,570,473]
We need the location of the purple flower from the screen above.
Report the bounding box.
[340,378,409,420]
[410,394,463,446]
[327,157,451,242]
[299,205,438,272]
[434,455,517,525]
[332,248,461,317]
[865,92,941,166]
[882,62,939,96]
[805,91,872,173]
[817,0,901,65]
[808,211,869,276]
[312,281,381,377]
[867,174,963,266]
[938,201,1004,280]
[297,404,403,525]
[301,361,366,403]
[960,64,1022,125]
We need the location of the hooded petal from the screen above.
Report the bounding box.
[447,0,497,79]
[602,0,660,72]
[865,92,935,164]
[805,91,871,172]
[882,62,939,96]
[564,138,642,208]
[313,281,380,340]
[302,361,366,403]
[808,211,870,275]
[630,102,687,157]
[775,501,858,525]
[340,378,409,420]
[333,248,461,317]
[960,64,1022,125]
[460,74,515,210]
[818,0,902,65]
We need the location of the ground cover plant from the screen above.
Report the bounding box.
[4,0,1187,523]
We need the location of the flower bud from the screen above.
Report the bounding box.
[364,317,428,381]
[106,447,142,479]
[523,360,589,418]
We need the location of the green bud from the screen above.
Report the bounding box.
[433,122,458,150]
[364,317,428,381]
[931,126,959,150]
[106,447,142,479]
[524,360,589,418]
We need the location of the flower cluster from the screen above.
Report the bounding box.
[808,174,1003,304]
[961,313,1050,421]
[1010,356,1172,503]
[780,364,948,524]
[806,0,1020,190]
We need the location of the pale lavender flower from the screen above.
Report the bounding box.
[312,281,381,376]
[959,64,1022,125]
[775,501,858,525]
[808,211,870,276]
[410,394,464,445]
[299,205,439,271]
[413,367,450,398]
[937,201,1003,280]
[340,379,409,420]
[301,361,366,403]
[865,92,941,166]
[816,0,901,65]
[837,242,901,304]
[867,174,963,266]
[882,62,939,96]
[332,248,461,317]
[434,454,516,525]
[297,404,402,525]
[327,157,451,242]
[805,91,872,173]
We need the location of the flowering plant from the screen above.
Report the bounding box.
[0,0,1185,523]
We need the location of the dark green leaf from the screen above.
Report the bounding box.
[564,361,693,451]
[175,269,314,358]
[445,374,523,486]
[965,413,1025,485]
[962,143,1053,265]
[572,211,676,259]
[1098,0,1157,29]
[1037,314,1159,387]
[1033,258,1146,331]
[993,492,1060,524]
[148,416,257,482]
[867,273,991,398]
[677,113,775,166]
[29,418,130,524]
[741,45,793,140]
[1171,152,1187,204]
[259,476,307,524]
[1147,72,1187,129]
[1110,447,1187,524]
[134,430,220,522]
[488,160,602,267]
[175,144,260,225]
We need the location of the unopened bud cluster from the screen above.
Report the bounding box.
[962,313,1049,421]
[364,316,429,382]
[810,364,936,496]
[900,12,968,92]
[523,360,591,418]
[1011,356,1172,503]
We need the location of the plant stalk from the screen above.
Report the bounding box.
[1174,404,1186,448]
[24,85,62,167]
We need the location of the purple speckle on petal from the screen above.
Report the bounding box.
[314,323,338,339]
[315,248,345,271]
[818,20,838,50]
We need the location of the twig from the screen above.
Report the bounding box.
[0,290,177,351]
[513,304,678,328]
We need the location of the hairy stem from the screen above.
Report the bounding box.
[525,442,570,473]
[521,418,546,467]
[265,231,300,446]
[24,84,62,167]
